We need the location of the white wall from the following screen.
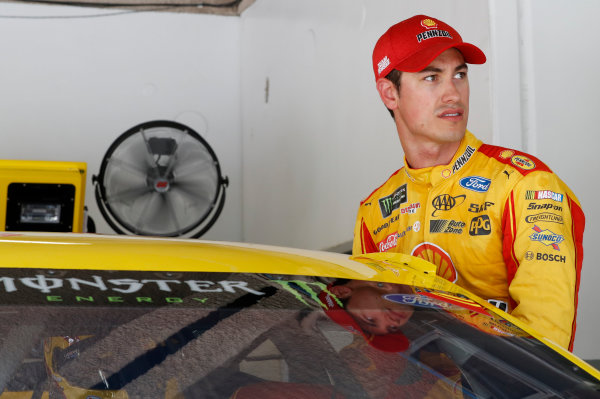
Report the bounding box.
[240,0,491,250]
[0,2,243,241]
[523,0,600,358]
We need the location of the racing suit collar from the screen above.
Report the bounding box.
[403,131,482,186]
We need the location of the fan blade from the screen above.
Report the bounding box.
[105,185,153,206]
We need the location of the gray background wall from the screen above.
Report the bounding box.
[0,0,597,357]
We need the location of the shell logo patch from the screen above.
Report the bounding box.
[411,242,457,282]
[421,19,438,29]
[511,154,536,170]
[499,150,515,159]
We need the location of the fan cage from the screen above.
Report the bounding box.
[94,120,228,238]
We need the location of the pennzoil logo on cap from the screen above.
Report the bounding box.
[417,18,451,43]
[421,19,438,29]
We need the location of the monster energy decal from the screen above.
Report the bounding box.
[379,184,408,218]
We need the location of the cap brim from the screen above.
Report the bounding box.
[394,42,486,73]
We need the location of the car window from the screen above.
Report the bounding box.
[0,268,598,398]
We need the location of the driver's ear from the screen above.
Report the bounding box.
[376,78,400,110]
[329,285,352,299]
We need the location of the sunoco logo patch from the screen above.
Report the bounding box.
[529,225,564,250]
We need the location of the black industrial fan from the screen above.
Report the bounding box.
[93,120,228,238]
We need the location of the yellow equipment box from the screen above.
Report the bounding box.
[0,160,86,233]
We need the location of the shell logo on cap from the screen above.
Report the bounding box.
[421,19,438,29]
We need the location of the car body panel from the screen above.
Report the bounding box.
[0,232,598,398]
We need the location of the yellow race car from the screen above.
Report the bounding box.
[0,232,598,399]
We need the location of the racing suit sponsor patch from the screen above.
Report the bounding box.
[527,202,562,212]
[411,242,457,282]
[378,232,398,252]
[468,202,494,213]
[525,190,563,202]
[378,184,407,218]
[431,194,466,217]
[469,215,491,236]
[529,225,564,250]
[452,145,476,173]
[525,212,563,224]
[429,219,465,234]
[459,176,491,192]
[372,214,399,236]
[525,251,566,263]
[511,155,536,170]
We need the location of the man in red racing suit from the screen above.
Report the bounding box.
[352,15,585,351]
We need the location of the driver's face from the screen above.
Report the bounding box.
[345,284,414,335]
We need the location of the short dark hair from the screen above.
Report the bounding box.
[384,69,402,118]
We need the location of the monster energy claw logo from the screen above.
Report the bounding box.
[379,185,408,218]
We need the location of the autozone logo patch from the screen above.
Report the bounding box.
[469,215,491,236]
[379,185,407,218]
[529,225,564,250]
[431,194,465,217]
[525,190,563,202]
[525,212,563,224]
[430,219,465,234]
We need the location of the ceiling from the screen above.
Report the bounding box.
[4,0,255,15]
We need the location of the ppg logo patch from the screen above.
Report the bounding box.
[469,215,491,236]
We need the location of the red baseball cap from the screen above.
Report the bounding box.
[319,286,409,352]
[372,15,486,79]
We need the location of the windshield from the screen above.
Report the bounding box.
[0,268,598,398]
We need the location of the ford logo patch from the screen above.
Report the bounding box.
[459,176,491,192]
